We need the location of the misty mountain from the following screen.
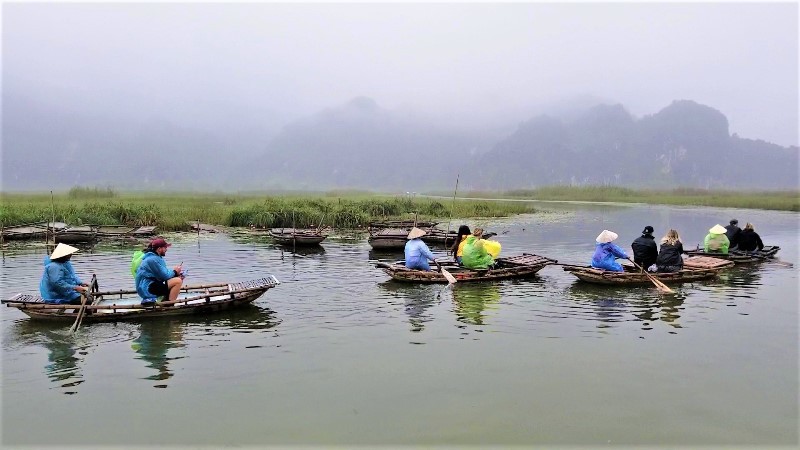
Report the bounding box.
[236,97,499,191]
[2,96,797,192]
[471,100,799,190]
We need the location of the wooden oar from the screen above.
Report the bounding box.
[69,274,97,333]
[627,258,675,294]
[435,260,457,300]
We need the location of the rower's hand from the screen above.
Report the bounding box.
[75,286,87,293]
[174,264,183,275]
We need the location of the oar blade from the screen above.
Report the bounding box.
[441,267,457,284]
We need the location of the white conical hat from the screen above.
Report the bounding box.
[50,243,79,259]
[709,224,726,234]
[407,227,426,239]
[596,230,618,243]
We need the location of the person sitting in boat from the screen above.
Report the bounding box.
[724,219,742,250]
[135,238,183,305]
[404,227,437,271]
[656,229,685,273]
[737,223,764,253]
[39,243,89,305]
[631,225,658,270]
[704,224,730,254]
[462,228,495,270]
[450,225,471,265]
[590,230,629,272]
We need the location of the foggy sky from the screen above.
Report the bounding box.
[3,2,798,147]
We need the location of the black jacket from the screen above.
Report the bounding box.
[656,241,684,268]
[737,229,764,252]
[631,234,658,267]
[725,224,742,248]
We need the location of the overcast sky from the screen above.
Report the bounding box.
[3,1,798,146]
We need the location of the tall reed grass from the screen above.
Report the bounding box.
[0,192,531,231]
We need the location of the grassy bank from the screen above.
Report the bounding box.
[0,192,532,231]
[460,186,800,212]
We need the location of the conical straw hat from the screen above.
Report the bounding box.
[596,230,618,243]
[407,227,426,240]
[50,243,79,259]
[709,224,726,234]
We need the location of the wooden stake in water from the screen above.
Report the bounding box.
[445,173,460,254]
[50,190,56,246]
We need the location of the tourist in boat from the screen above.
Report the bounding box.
[656,229,685,273]
[462,228,495,270]
[39,243,89,305]
[590,230,629,272]
[404,227,437,271]
[135,238,183,305]
[631,225,658,270]
[737,223,764,252]
[450,225,471,265]
[725,219,742,250]
[704,224,730,254]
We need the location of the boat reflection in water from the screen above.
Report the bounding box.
[450,283,502,326]
[131,320,186,388]
[42,330,87,393]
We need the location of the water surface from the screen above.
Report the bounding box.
[2,203,797,446]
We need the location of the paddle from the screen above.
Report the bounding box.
[627,258,675,294]
[435,260,457,299]
[731,250,793,267]
[69,274,96,333]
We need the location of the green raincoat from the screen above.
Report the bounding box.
[461,236,495,270]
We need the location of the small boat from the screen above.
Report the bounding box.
[1,222,67,241]
[368,220,439,232]
[562,265,720,286]
[1,277,280,322]
[95,225,158,239]
[684,245,780,264]
[268,228,327,246]
[376,253,557,283]
[54,225,98,244]
[368,228,409,250]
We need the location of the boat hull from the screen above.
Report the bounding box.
[684,245,780,264]
[563,265,719,285]
[377,253,556,283]
[2,277,279,323]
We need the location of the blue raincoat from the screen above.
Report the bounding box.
[135,251,176,299]
[590,242,629,272]
[39,257,83,304]
[405,238,436,271]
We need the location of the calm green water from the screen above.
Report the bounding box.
[2,203,797,447]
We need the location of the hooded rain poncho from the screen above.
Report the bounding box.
[590,242,629,272]
[39,257,83,304]
[135,251,176,299]
[462,236,495,270]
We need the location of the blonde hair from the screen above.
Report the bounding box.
[744,222,754,231]
[661,229,681,246]
[473,228,484,237]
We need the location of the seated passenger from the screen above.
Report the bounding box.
[724,219,742,250]
[404,227,437,271]
[450,225,471,265]
[461,228,495,270]
[656,229,684,273]
[737,223,764,252]
[704,224,730,254]
[39,243,89,304]
[135,238,183,305]
[631,225,658,270]
[590,230,629,272]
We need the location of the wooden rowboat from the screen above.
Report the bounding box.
[54,225,98,244]
[684,245,780,264]
[368,228,409,249]
[268,228,327,246]
[376,253,557,283]
[562,265,720,286]
[1,276,280,322]
[1,222,67,241]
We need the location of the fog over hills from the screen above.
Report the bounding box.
[3,95,797,192]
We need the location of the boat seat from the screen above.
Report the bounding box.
[2,293,45,304]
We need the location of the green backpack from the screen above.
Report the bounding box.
[130,250,145,277]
